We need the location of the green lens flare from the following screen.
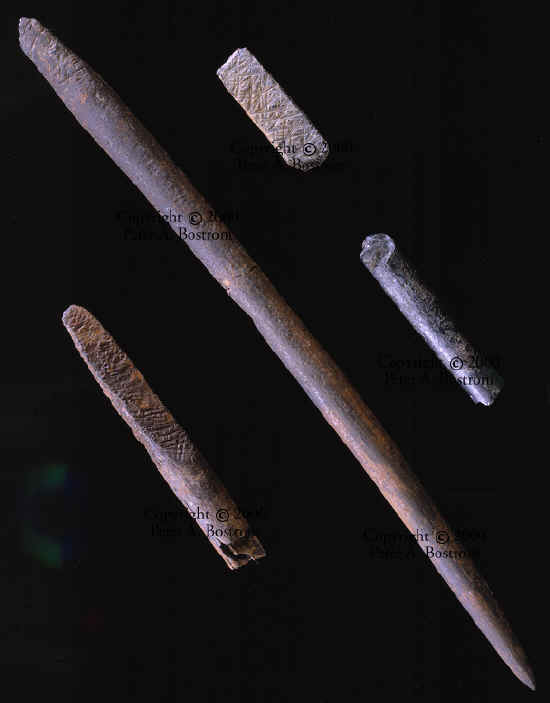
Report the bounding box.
[22,463,70,567]
[22,527,63,568]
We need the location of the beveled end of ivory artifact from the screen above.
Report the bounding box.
[19,18,76,79]
[217,47,329,172]
[62,305,266,570]
[360,234,504,406]
[18,17,38,54]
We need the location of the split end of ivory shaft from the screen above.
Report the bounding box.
[62,305,266,570]
[361,233,504,406]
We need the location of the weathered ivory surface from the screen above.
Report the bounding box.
[217,48,328,171]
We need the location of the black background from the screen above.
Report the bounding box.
[2,2,543,702]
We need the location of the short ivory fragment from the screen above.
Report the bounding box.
[217,48,329,171]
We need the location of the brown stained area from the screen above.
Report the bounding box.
[62,305,265,570]
[21,19,533,688]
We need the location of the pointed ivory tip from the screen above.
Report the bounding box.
[516,663,536,691]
